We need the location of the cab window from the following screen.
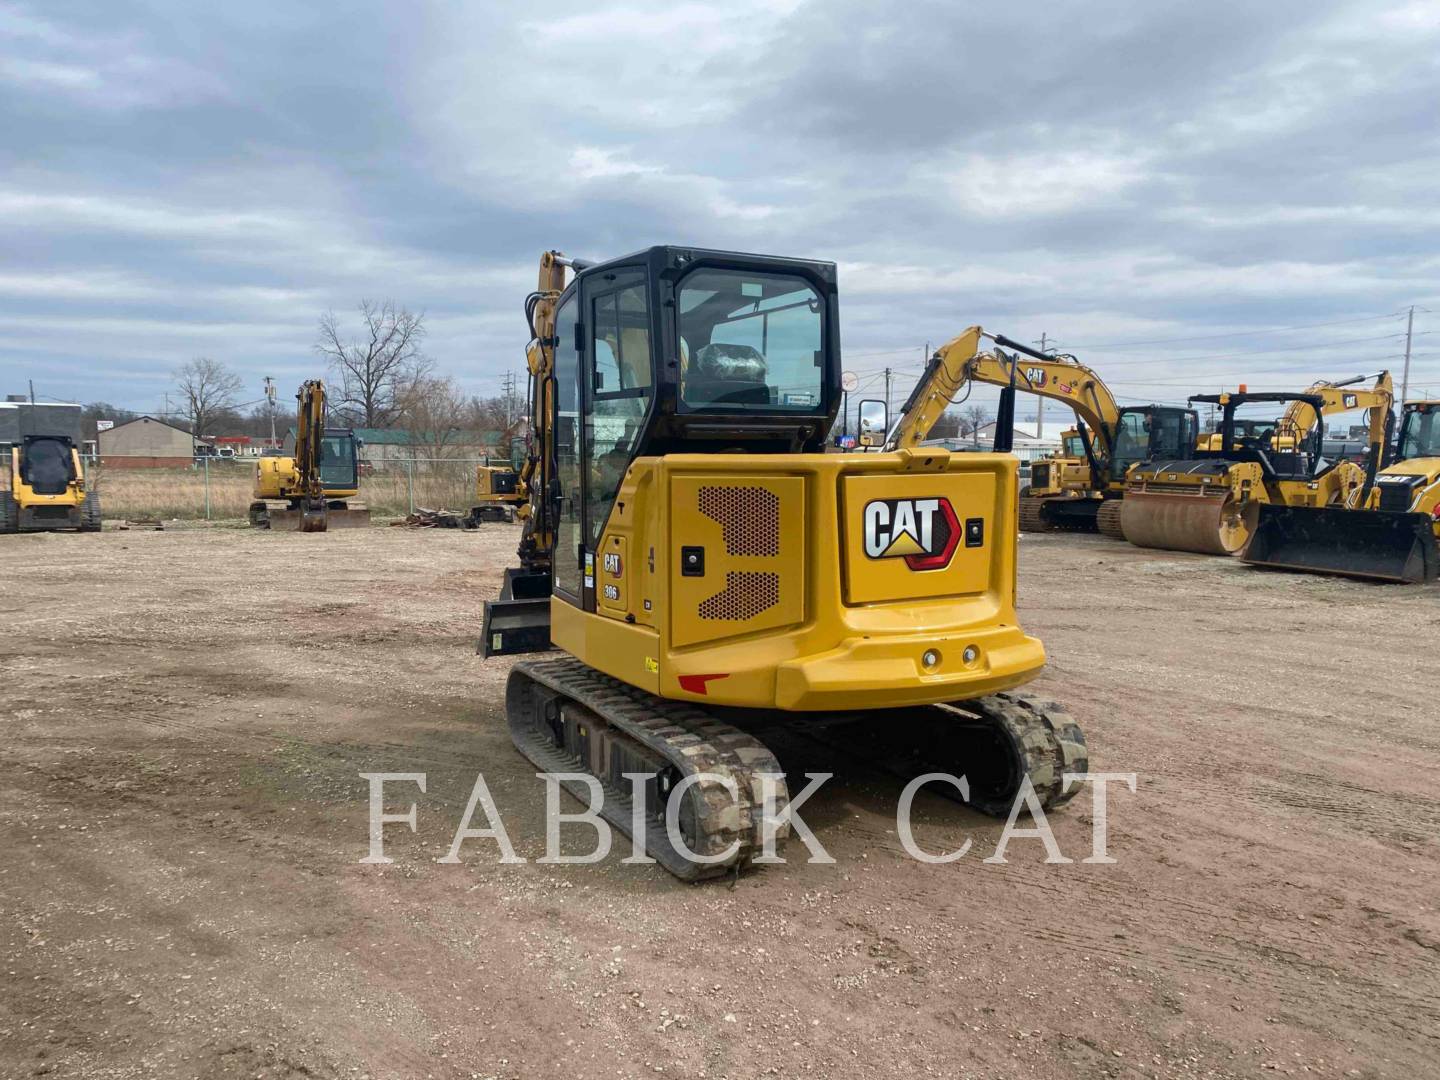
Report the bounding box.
[585,273,653,546]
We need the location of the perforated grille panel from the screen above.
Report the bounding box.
[698,485,780,556]
[698,571,780,621]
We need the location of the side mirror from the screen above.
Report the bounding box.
[857,398,888,447]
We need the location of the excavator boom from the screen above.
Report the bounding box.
[887,330,1195,534]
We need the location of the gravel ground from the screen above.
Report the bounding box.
[1,522,1437,1080]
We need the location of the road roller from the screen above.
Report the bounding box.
[1119,373,1393,557]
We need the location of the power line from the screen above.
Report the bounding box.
[1055,310,1407,350]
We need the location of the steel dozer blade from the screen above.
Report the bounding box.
[1120,489,1259,556]
[321,505,370,529]
[1242,504,1440,583]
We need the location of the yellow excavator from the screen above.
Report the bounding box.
[1118,373,1394,557]
[464,464,525,525]
[886,331,1199,535]
[480,247,1087,879]
[1243,398,1440,582]
[248,380,369,531]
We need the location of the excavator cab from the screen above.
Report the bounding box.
[1106,406,1199,484]
[317,429,360,489]
[485,247,840,655]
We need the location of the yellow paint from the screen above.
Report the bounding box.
[558,447,1042,711]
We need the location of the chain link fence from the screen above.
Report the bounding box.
[84,456,511,522]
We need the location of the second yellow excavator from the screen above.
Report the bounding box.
[249,380,369,531]
[1117,373,1393,557]
[886,331,1199,536]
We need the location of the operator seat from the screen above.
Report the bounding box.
[684,343,771,406]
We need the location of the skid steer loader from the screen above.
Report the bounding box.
[478,247,1088,880]
[0,400,99,534]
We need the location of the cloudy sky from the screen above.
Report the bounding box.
[2,0,1438,424]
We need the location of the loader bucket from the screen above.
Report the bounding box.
[1242,504,1440,584]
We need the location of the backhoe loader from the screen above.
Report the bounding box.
[0,401,99,534]
[1242,399,1440,582]
[479,247,1087,880]
[1118,373,1392,557]
[886,333,1199,535]
[248,380,369,531]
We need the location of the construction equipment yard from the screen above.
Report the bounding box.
[1,525,1436,1080]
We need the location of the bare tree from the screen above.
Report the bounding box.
[929,411,962,440]
[960,404,992,446]
[174,357,243,439]
[315,301,430,428]
[403,375,471,459]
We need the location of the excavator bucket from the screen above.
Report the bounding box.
[1242,504,1440,584]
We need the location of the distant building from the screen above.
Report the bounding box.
[282,427,504,464]
[954,422,1062,463]
[0,399,83,445]
[99,416,200,468]
[211,435,282,457]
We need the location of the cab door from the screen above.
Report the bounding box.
[578,268,654,612]
[552,291,584,605]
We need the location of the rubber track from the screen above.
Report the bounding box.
[965,692,1089,816]
[508,657,789,881]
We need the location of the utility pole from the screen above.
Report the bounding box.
[1032,332,1052,439]
[264,376,277,444]
[1401,305,1415,406]
[884,367,893,420]
[502,370,518,427]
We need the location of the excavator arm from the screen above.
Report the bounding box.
[516,249,589,573]
[291,379,329,532]
[1274,372,1393,453]
[886,328,1125,467]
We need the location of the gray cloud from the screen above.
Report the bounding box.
[1,0,1438,416]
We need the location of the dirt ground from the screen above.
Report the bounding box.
[1,522,1437,1080]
